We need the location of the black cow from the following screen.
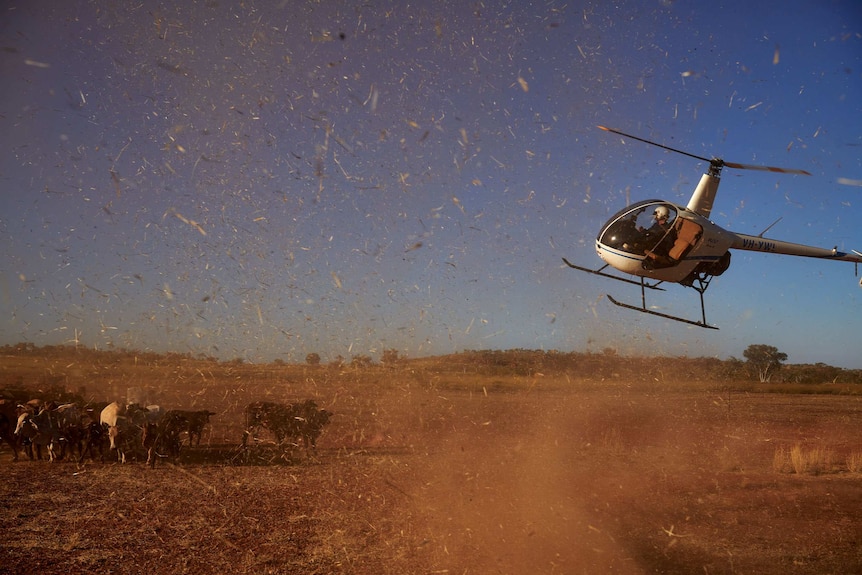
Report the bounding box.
[78,421,107,463]
[162,410,215,446]
[242,401,297,446]
[242,400,332,456]
[292,399,333,453]
[53,403,86,461]
[0,399,21,461]
[142,411,186,468]
[15,410,61,461]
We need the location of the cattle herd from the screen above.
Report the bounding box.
[0,396,332,466]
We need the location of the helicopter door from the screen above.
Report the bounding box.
[644,216,702,269]
[668,218,702,261]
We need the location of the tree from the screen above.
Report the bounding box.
[381,348,400,366]
[743,344,788,382]
[305,352,321,366]
[719,357,746,381]
[350,354,373,368]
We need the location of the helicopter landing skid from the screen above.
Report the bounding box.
[561,258,666,291]
[606,295,719,330]
[562,257,718,329]
[607,272,718,330]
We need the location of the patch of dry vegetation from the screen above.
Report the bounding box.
[773,444,838,475]
[846,451,862,474]
[3,347,862,574]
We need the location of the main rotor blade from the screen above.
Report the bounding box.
[721,161,811,176]
[598,125,811,176]
[598,125,712,163]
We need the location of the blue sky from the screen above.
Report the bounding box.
[1,0,860,367]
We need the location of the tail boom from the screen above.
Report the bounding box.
[731,233,862,263]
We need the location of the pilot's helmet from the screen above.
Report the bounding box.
[653,205,670,220]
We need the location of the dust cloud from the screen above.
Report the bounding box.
[391,389,665,573]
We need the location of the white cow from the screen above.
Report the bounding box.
[100,401,123,428]
[100,402,142,463]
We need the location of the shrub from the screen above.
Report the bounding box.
[772,445,791,474]
[782,444,835,475]
[847,452,862,473]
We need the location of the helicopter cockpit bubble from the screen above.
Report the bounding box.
[598,200,678,256]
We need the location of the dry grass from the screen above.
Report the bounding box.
[847,451,862,473]
[772,445,791,474]
[774,444,837,475]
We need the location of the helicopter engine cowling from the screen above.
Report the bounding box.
[701,251,732,276]
[682,252,731,287]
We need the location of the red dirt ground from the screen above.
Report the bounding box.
[2,376,862,574]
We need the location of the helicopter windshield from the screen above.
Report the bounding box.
[598,201,678,257]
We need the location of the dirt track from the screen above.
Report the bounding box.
[3,381,862,574]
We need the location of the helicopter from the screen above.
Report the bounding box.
[564,125,862,329]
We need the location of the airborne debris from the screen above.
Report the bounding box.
[837,177,862,187]
[168,208,207,236]
[110,170,121,196]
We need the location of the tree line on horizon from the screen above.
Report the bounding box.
[2,342,860,385]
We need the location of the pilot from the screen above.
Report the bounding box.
[624,205,673,253]
[641,205,676,268]
[642,205,672,239]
